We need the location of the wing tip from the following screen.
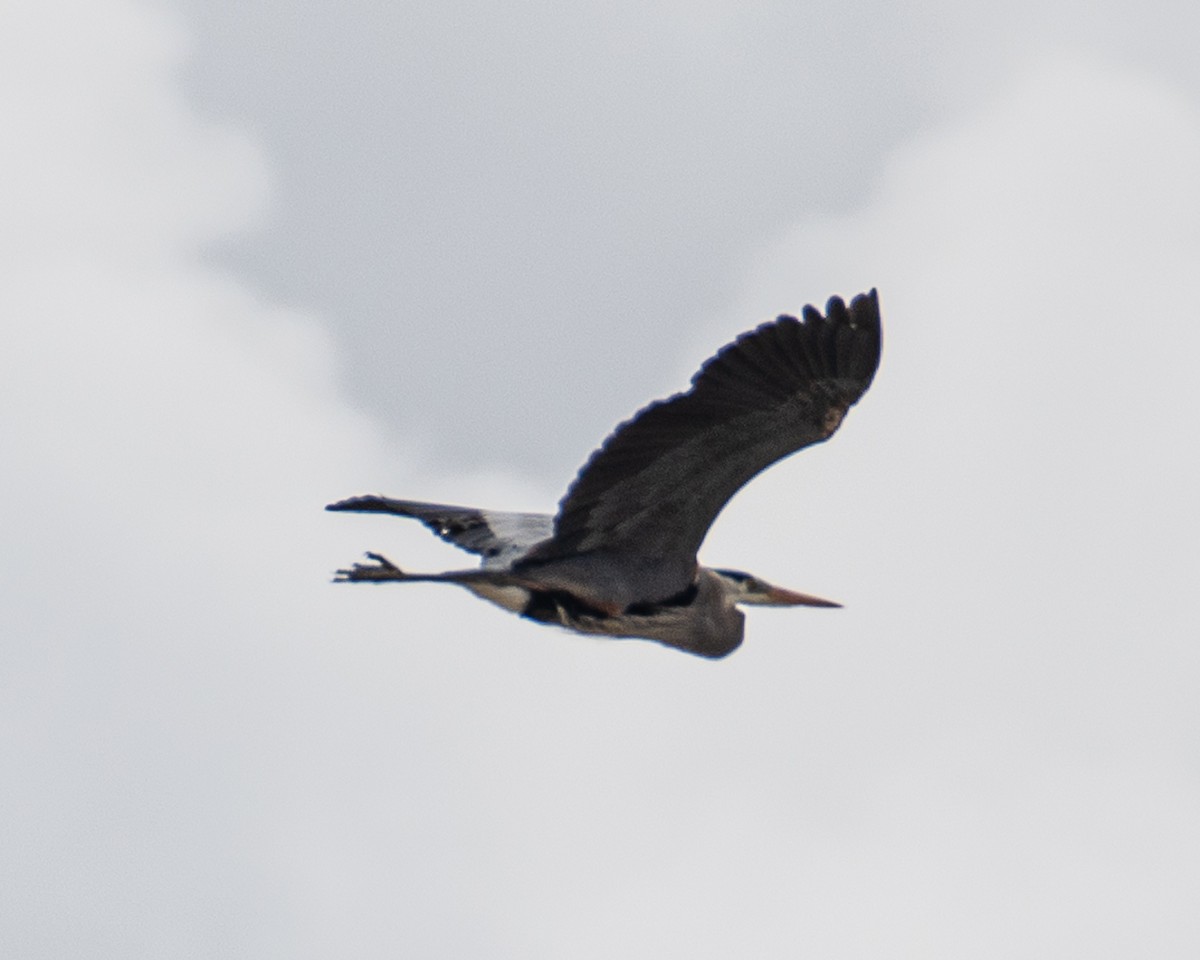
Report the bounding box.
[848,287,881,329]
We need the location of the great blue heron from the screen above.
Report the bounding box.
[329,289,881,658]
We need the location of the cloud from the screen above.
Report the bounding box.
[0,3,495,954]
[2,3,1198,955]
[734,53,1200,612]
[709,53,1200,952]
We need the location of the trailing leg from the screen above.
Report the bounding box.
[334,552,413,583]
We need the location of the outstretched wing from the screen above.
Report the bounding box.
[325,496,553,568]
[529,290,881,572]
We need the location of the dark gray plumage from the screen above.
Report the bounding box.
[328,289,881,658]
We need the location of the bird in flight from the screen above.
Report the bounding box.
[329,289,881,658]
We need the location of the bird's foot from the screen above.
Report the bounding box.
[333,552,406,582]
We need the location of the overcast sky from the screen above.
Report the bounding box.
[3,1,1199,957]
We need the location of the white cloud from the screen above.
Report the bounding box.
[0,3,496,955]
[2,3,1198,955]
[708,53,1200,954]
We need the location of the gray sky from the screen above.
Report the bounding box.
[3,1,1199,957]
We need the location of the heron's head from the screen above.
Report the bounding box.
[711,568,841,608]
